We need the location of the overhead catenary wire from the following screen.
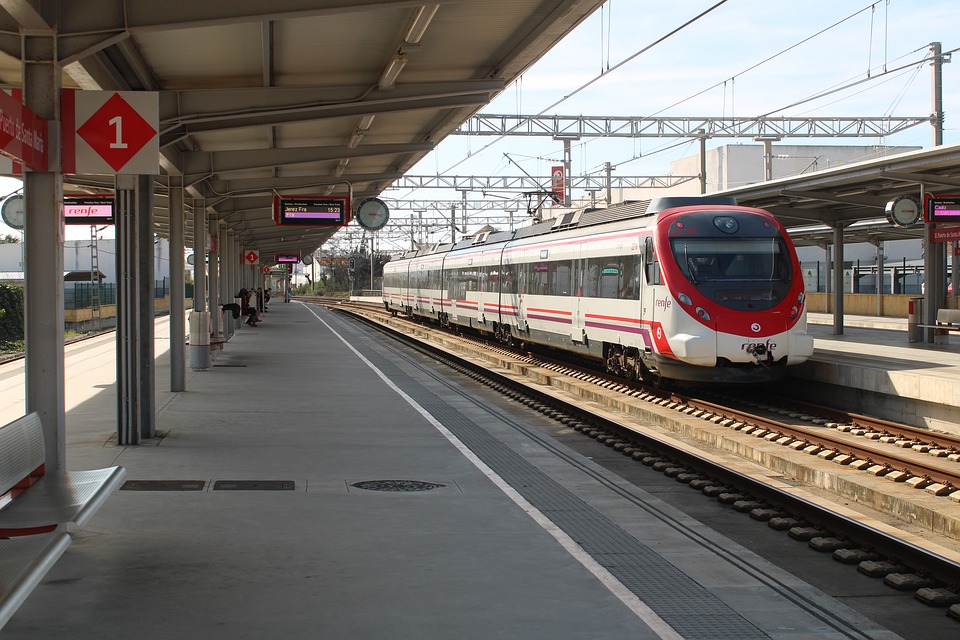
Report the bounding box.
[434,0,730,177]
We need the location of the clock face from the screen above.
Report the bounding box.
[355,197,390,231]
[1,194,24,230]
[885,195,921,227]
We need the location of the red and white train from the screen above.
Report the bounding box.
[382,197,814,384]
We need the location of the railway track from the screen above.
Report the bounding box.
[302,297,960,616]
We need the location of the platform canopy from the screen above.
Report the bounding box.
[0,0,605,258]
[722,143,960,247]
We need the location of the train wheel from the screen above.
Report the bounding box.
[604,343,624,376]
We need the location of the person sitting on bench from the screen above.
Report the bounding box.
[238,288,260,326]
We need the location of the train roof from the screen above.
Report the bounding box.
[399,196,740,259]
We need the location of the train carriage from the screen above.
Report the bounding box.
[384,196,813,385]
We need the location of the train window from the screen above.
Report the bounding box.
[644,237,661,285]
[550,261,573,296]
[619,255,641,300]
[495,266,517,294]
[598,264,620,298]
[462,268,479,295]
[529,262,549,295]
[671,238,787,283]
[581,261,599,297]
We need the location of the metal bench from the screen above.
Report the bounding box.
[919,308,960,336]
[0,412,126,628]
[0,533,70,628]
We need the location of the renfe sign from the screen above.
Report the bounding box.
[64,196,115,225]
[0,90,47,171]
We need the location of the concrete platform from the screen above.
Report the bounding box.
[1,304,904,639]
[796,313,960,432]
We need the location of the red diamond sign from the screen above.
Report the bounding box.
[62,89,159,175]
[244,250,260,265]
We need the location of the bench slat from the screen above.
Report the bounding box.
[0,415,45,497]
[936,308,960,325]
[0,533,71,629]
[0,467,127,536]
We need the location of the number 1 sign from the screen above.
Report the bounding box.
[62,89,159,175]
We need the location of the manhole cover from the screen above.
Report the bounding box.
[351,480,445,492]
[213,480,295,491]
[121,480,206,491]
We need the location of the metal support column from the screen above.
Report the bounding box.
[189,202,211,370]
[931,42,945,147]
[698,130,707,194]
[137,175,155,439]
[832,224,844,335]
[604,162,612,205]
[169,177,186,391]
[221,230,235,341]
[115,176,140,444]
[874,239,884,317]
[208,216,220,350]
[22,30,65,470]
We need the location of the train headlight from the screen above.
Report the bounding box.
[789,305,799,319]
[695,306,711,321]
[797,291,805,305]
[713,216,739,234]
[678,293,692,305]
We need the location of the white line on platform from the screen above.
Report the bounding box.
[302,303,683,640]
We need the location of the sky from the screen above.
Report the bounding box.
[1,0,958,248]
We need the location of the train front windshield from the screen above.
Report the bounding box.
[669,213,792,311]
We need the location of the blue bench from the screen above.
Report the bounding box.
[0,413,126,628]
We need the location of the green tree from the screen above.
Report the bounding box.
[0,234,21,244]
[0,284,25,344]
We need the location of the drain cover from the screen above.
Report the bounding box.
[351,480,445,492]
[213,480,295,491]
[121,480,206,491]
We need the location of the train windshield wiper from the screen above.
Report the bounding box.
[683,244,698,283]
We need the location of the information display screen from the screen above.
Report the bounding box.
[927,195,960,223]
[275,253,300,263]
[275,195,350,226]
[64,196,115,225]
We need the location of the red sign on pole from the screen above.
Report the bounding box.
[931,226,960,243]
[243,250,260,265]
[551,165,565,203]
[0,90,47,171]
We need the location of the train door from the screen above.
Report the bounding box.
[515,260,528,332]
[571,244,584,343]
[641,235,661,329]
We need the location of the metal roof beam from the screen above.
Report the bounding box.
[159,82,502,138]
[182,143,434,177]
[879,171,960,189]
[206,173,405,198]
[778,189,887,209]
[452,114,930,139]
[50,0,470,35]
[391,174,696,191]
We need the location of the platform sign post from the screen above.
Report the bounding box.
[61,89,159,175]
[551,166,564,204]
